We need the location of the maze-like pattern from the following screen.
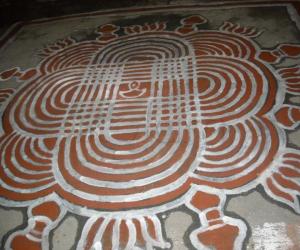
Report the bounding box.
[1,14,300,250]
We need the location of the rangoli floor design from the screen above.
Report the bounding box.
[0,14,300,250]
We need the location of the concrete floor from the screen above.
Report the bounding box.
[0,2,300,250]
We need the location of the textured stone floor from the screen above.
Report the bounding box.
[0,2,300,250]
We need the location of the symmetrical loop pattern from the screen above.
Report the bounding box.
[1,15,300,250]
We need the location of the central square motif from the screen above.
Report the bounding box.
[62,56,202,136]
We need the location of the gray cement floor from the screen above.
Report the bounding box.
[0,2,300,250]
